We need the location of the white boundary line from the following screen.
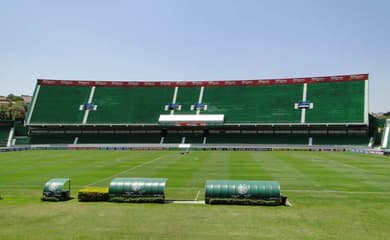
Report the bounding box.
[194,190,201,200]
[169,200,205,204]
[285,200,293,207]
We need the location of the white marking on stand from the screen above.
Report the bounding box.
[301,83,307,123]
[196,86,205,115]
[82,86,96,124]
[382,123,389,148]
[171,87,179,115]
[308,137,313,146]
[364,80,369,124]
[26,85,40,124]
[6,127,15,147]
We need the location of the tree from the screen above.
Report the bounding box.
[6,94,15,102]
[9,101,26,120]
[0,94,27,120]
[0,104,8,120]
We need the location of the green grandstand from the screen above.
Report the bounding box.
[0,121,14,147]
[23,73,370,145]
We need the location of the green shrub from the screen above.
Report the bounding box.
[78,187,109,202]
[109,195,164,203]
[207,198,282,206]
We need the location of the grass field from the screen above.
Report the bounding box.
[0,150,389,239]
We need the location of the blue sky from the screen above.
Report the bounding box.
[1,0,389,112]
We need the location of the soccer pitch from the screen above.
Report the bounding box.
[0,150,389,239]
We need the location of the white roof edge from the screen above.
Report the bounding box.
[159,114,224,122]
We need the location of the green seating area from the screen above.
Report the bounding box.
[27,77,367,126]
[311,134,369,146]
[205,133,368,145]
[14,121,29,136]
[14,136,30,145]
[0,126,11,147]
[206,133,308,144]
[164,133,204,144]
[77,134,161,144]
[13,121,30,145]
[204,85,302,123]
[29,85,89,124]
[27,132,369,146]
[29,133,162,144]
[29,135,76,144]
[306,81,365,123]
[88,87,173,124]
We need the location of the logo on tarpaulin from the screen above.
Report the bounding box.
[48,182,60,192]
[238,184,248,195]
[132,183,142,192]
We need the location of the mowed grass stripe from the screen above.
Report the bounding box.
[165,151,215,199]
[168,151,233,199]
[0,150,110,188]
[229,151,273,180]
[199,151,231,180]
[249,151,322,190]
[1,150,174,189]
[78,151,176,187]
[167,151,234,200]
[306,152,390,192]
[321,152,390,179]
[116,152,186,178]
[160,152,210,188]
[275,151,379,191]
[87,154,172,186]
[0,150,390,240]
[343,156,390,177]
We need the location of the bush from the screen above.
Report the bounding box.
[207,198,282,206]
[109,195,164,203]
[78,187,109,202]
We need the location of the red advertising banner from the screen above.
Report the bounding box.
[38,73,368,88]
